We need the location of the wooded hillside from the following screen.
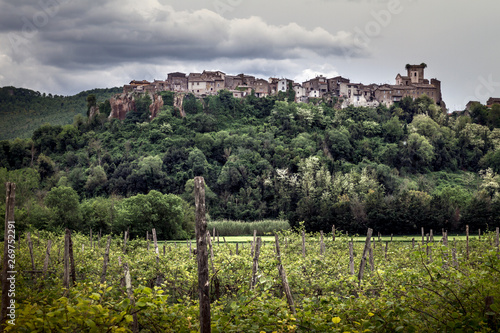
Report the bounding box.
[1,89,500,238]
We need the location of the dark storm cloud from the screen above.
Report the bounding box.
[2,0,368,69]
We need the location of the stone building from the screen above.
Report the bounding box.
[302,75,328,97]
[167,72,188,92]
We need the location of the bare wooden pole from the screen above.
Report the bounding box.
[69,230,76,286]
[27,232,36,283]
[251,230,257,257]
[152,228,159,255]
[466,225,469,261]
[43,240,52,278]
[123,263,138,333]
[63,229,71,289]
[358,228,373,286]
[250,237,262,290]
[332,224,335,242]
[320,231,325,256]
[100,235,112,284]
[349,241,354,275]
[1,182,16,328]
[369,246,374,272]
[194,177,210,333]
[274,234,296,314]
[302,230,306,258]
[495,227,499,252]
[122,231,128,254]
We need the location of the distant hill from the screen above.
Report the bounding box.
[0,86,121,140]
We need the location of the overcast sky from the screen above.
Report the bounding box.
[0,0,499,111]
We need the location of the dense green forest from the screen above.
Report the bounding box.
[1,88,500,239]
[0,86,121,140]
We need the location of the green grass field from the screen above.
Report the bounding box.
[162,233,485,244]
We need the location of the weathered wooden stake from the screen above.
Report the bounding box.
[100,235,112,284]
[274,234,296,314]
[332,224,335,241]
[430,229,434,242]
[412,238,415,249]
[349,241,354,275]
[152,228,159,255]
[123,231,128,254]
[421,227,425,245]
[495,227,499,252]
[302,230,306,258]
[320,231,325,256]
[194,177,210,333]
[1,182,15,328]
[358,228,373,286]
[251,229,257,257]
[452,247,458,268]
[63,229,71,289]
[466,225,470,261]
[369,246,374,272]
[69,230,76,286]
[43,240,52,278]
[250,237,262,289]
[27,232,36,283]
[123,263,139,333]
[385,241,388,260]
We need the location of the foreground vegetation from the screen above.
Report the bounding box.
[4,229,499,332]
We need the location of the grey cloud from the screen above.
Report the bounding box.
[3,0,368,69]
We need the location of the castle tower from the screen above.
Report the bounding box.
[406,64,426,84]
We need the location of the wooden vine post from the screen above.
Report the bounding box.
[250,237,262,289]
[123,263,139,333]
[27,232,36,284]
[1,182,16,329]
[274,234,296,314]
[63,229,71,289]
[495,227,499,253]
[358,228,373,286]
[320,231,325,256]
[302,230,306,258]
[100,235,112,284]
[466,225,469,261]
[43,240,52,278]
[194,176,211,333]
[349,241,354,275]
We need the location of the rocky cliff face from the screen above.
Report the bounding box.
[109,92,188,120]
[149,94,164,119]
[109,93,135,120]
[89,105,100,119]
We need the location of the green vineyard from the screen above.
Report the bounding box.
[2,226,499,332]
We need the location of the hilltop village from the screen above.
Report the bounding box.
[108,64,445,120]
